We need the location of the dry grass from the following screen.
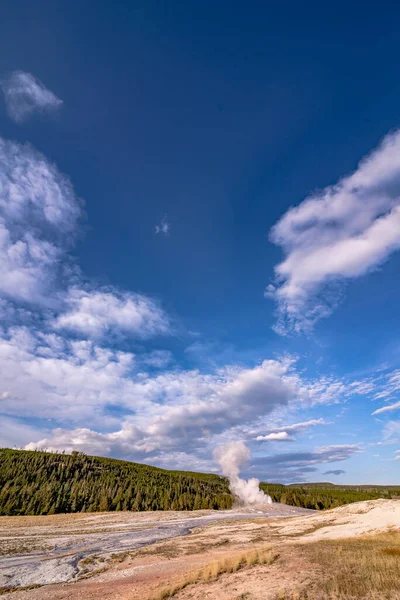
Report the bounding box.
[0,539,54,556]
[0,584,41,596]
[152,547,278,599]
[288,529,400,599]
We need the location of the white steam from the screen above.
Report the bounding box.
[214,441,272,505]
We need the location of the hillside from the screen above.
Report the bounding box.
[0,449,233,515]
[260,482,400,510]
[1,448,399,516]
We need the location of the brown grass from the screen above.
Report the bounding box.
[152,547,279,599]
[0,584,41,596]
[286,530,400,599]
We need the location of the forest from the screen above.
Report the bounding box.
[1,448,399,516]
[260,482,400,510]
[0,448,233,515]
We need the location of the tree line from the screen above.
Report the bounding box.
[1,449,398,516]
[0,449,233,515]
[260,482,400,510]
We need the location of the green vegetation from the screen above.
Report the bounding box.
[0,448,232,515]
[1,448,398,516]
[260,482,400,510]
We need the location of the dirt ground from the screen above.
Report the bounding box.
[0,499,399,600]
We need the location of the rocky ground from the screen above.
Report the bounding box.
[0,500,399,599]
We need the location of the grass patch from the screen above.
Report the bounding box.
[142,542,182,559]
[0,584,41,596]
[295,530,400,599]
[152,547,278,599]
[0,541,54,556]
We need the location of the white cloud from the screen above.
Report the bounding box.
[53,287,171,339]
[0,137,81,303]
[0,321,370,474]
[1,71,62,123]
[155,216,170,235]
[372,401,400,416]
[141,350,173,369]
[0,327,139,424]
[256,431,294,441]
[373,370,400,400]
[268,130,400,332]
[255,418,326,441]
[383,420,400,441]
[0,327,301,457]
[270,418,326,432]
[1,322,366,462]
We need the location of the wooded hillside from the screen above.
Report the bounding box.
[0,448,233,515]
[1,449,398,516]
[260,482,400,510]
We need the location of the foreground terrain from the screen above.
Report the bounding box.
[0,499,399,599]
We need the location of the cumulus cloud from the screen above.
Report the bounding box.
[1,71,62,123]
[268,130,400,332]
[0,327,316,461]
[21,357,298,455]
[0,134,171,343]
[372,401,400,416]
[0,137,81,304]
[0,317,372,467]
[53,288,170,339]
[323,469,346,476]
[0,327,139,424]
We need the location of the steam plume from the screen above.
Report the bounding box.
[214,441,272,505]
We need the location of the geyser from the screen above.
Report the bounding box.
[214,441,272,505]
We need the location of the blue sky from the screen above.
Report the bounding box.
[0,0,399,483]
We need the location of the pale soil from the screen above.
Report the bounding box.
[0,499,399,600]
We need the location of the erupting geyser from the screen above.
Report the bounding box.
[214,441,272,505]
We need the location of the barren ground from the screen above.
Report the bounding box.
[0,499,399,599]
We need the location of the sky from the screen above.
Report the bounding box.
[0,0,400,484]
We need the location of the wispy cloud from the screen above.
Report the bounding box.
[323,469,345,475]
[256,431,295,441]
[1,71,62,123]
[256,418,326,441]
[268,130,400,333]
[252,445,361,482]
[155,215,170,235]
[372,400,400,416]
[140,350,173,369]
